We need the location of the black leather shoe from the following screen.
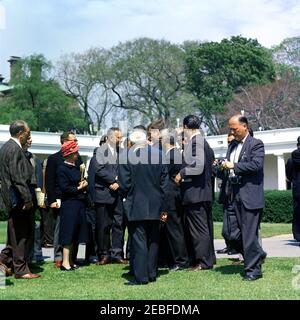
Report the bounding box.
[60,265,74,271]
[228,249,239,255]
[149,277,156,282]
[125,279,148,286]
[71,264,80,270]
[170,264,185,271]
[260,252,267,264]
[216,247,228,254]
[243,274,262,281]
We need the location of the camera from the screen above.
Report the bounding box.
[228,175,242,185]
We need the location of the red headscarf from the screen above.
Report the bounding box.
[61,140,79,158]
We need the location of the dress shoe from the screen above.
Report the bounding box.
[96,257,110,265]
[243,274,262,281]
[111,258,129,265]
[60,265,74,271]
[54,261,62,268]
[170,264,185,271]
[216,247,228,254]
[15,273,41,279]
[188,263,213,271]
[228,249,239,255]
[149,277,156,283]
[260,252,267,264]
[125,279,148,286]
[0,262,13,277]
[71,264,80,270]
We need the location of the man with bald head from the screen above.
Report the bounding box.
[221,115,266,281]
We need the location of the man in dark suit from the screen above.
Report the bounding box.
[286,136,300,243]
[160,129,188,271]
[90,127,126,265]
[222,114,266,281]
[0,120,40,279]
[175,115,215,270]
[45,131,82,268]
[119,129,169,285]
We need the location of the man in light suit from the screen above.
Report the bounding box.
[0,120,40,279]
[175,115,215,270]
[222,114,267,281]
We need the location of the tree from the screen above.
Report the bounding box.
[109,38,195,126]
[185,36,276,134]
[0,54,88,133]
[272,37,300,75]
[220,72,300,132]
[57,48,114,134]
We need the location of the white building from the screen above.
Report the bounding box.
[1,124,299,191]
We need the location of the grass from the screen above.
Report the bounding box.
[1,258,300,300]
[0,222,293,244]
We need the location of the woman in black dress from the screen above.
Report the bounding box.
[58,140,88,271]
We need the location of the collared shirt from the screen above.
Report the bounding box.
[230,133,249,164]
[166,146,175,156]
[190,132,201,140]
[10,137,22,149]
[107,143,115,157]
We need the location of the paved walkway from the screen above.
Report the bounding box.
[0,235,299,262]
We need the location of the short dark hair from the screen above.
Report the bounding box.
[183,115,201,129]
[107,127,120,138]
[99,135,108,146]
[60,131,75,145]
[147,118,165,132]
[9,120,29,137]
[248,127,254,137]
[238,116,249,127]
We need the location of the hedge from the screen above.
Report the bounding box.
[213,190,294,223]
[0,190,294,223]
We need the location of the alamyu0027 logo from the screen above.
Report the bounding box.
[292,265,300,292]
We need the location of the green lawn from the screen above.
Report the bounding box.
[0,221,293,244]
[1,258,300,300]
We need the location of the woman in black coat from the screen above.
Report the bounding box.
[58,140,88,271]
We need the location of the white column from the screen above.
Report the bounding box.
[276,154,286,190]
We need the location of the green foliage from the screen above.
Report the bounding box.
[0,54,89,133]
[213,190,293,223]
[185,36,276,134]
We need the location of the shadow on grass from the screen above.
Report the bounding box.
[213,261,244,276]
[121,267,170,281]
[29,263,45,274]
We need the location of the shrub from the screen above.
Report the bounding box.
[212,190,293,223]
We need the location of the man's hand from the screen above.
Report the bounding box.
[174,173,182,186]
[78,180,88,190]
[222,160,234,170]
[50,202,59,209]
[160,212,168,223]
[22,201,33,211]
[109,183,119,191]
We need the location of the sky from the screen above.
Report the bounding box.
[0,0,300,80]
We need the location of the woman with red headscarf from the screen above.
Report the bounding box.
[58,140,88,271]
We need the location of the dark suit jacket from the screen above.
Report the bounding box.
[45,150,82,205]
[227,135,265,210]
[164,147,182,211]
[89,144,118,205]
[286,148,300,198]
[0,139,33,210]
[118,145,169,221]
[180,135,213,205]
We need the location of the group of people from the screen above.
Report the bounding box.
[0,114,268,284]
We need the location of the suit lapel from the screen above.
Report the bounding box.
[238,135,251,162]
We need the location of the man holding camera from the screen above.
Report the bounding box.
[222,115,266,281]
